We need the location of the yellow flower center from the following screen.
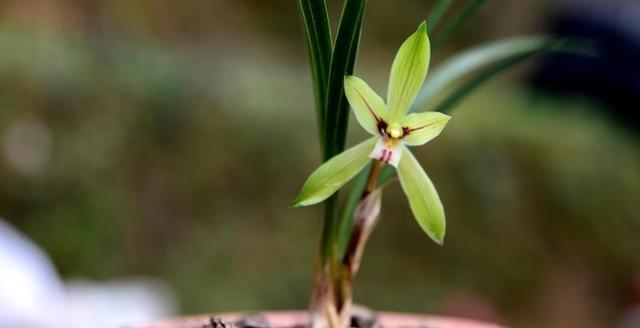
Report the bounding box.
[386,123,403,139]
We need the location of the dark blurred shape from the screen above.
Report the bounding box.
[531,0,640,129]
[617,269,640,328]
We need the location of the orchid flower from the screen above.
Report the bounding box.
[292,22,450,244]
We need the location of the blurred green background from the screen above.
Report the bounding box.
[0,1,639,327]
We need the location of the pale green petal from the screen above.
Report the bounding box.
[396,147,445,244]
[344,76,388,136]
[387,21,430,123]
[291,138,377,207]
[400,111,450,146]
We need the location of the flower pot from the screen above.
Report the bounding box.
[128,310,505,328]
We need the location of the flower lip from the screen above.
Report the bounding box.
[370,137,403,167]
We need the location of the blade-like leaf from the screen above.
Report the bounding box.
[319,0,366,267]
[344,75,387,136]
[337,163,371,255]
[378,165,396,183]
[387,21,430,123]
[323,0,367,160]
[431,0,487,51]
[292,137,376,207]
[298,0,333,141]
[435,51,546,114]
[432,38,594,114]
[414,36,555,110]
[427,0,454,30]
[397,147,445,244]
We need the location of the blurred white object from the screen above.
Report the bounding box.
[64,278,176,327]
[0,219,177,327]
[0,218,65,327]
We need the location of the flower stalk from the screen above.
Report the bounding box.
[310,161,385,328]
[335,160,385,327]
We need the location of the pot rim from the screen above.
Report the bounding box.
[128,310,506,328]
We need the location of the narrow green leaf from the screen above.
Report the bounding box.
[397,147,445,244]
[387,21,430,123]
[432,38,591,114]
[297,0,333,143]
[318,0,367,268]
[323,0,367,160]
[432,0,487,51]
[414,36,555,110]
[378,165,396,183]
[320,196,338,266]
[292,138,376,207]
[337,163,371,256]
[435,51,547,114]
[427,0,455,30]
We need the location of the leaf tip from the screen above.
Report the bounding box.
[289,194,309,208]
[433,232,445,246]
[289,201,302,208]
[422,223,445,245]
[418,20,428,34]
[415,213,447,246]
